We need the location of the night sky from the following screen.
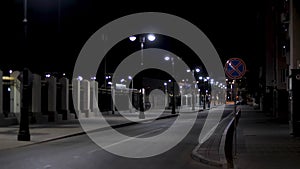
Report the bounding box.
[2,0,264,89]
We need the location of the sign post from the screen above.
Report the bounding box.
[224,58,247,157]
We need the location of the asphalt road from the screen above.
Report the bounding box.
[0,107,233,169]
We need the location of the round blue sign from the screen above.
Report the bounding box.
[225,58,247,79]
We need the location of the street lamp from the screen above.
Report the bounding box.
[163,56,176,114]
[129,34,156,66]
[147,34,156,41]
[129,36,137,41]
[164,82,168,108]
[128,75,134,113]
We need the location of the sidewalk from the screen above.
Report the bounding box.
[0,109,184,151]
[234,106,300,169]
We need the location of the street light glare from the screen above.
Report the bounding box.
[129,36,136,41]
[147,34,156,41]
[77,76,83,81]
[164,56,170,61]
[195,68,200,72]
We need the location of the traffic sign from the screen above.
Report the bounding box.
[224,58,247,80]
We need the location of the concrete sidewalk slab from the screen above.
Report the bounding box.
[234,106,300,169]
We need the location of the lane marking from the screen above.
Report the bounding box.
[73,155,80,159]
[103,128,163,149]
[43,165,52,169]
[87,149,98,154]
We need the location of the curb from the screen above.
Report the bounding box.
[191,144,224,168]
[191,107,235,168]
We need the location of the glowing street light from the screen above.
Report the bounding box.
[120,78,126,83]
[129,34,156,66]
[147,34,156,41]
[129,36,137,41]
[77,76,83,81]
[164,56,170,61]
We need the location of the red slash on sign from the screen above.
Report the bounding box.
[224,58,247,80]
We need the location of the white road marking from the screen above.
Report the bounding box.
[73,155,80,159]
[87,149,98,154]
[43,164,52,169]
[103,128,163,149]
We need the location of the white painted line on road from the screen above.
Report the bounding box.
[200,123,218,144]
[73,155,80,159]
[87,127,164,154]
[43,164,52,169]
[87,149,98,154]
[103,128,163,149]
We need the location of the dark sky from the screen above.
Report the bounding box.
[1,0,264,81]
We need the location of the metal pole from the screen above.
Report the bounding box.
[234,103,237,156]
[234,80,239,156]
[171,57,176,114]
[172,81,176,114]
[192,70,195,111]
[203,81,206,110]
[18,68,31,141]
[140,37,145,66]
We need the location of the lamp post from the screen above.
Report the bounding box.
[202,77,209,110]
[18,68,32,141]
[164,82,168,108]
[191,68,200,111]
[129,34,156,117]
[129,34,156,66]
[164,56,176,114]
[128,76,134,113]
[171,57,176,114]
